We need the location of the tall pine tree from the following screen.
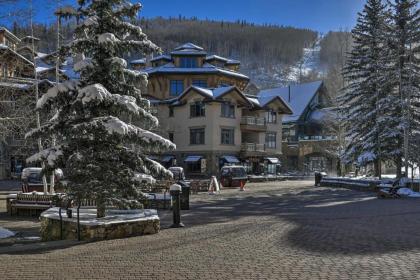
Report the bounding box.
[26,0,175,217]
[383,0,420,176]
[340,0,388,177]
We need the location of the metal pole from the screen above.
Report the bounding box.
[170,184,184,228]
[77,203,81,241]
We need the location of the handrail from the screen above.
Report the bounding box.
[240,116,266,126]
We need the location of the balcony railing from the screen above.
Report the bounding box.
[241,143,266,152]
[241,116,266,126]
[240,116,267,131]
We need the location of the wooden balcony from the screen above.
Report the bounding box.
[240,143,266,157]
[240,116,267,132]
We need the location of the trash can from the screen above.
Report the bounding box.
[180,183,190,210]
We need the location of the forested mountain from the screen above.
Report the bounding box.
[8,17,348,91]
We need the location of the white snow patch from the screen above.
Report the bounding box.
[27,146,63,166]
[0,227,15,239]
[98,33,120,44]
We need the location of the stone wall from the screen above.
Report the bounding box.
[40,210,160,241]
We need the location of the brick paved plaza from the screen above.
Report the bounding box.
[2,180,420,279]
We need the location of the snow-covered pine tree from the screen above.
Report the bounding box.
[383,0,419,176]
[339,0,388,177]
[26,0,175,217]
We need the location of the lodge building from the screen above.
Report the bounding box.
[138,43,293,177]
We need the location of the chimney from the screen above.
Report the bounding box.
[288,85,291,103]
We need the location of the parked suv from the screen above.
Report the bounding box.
[220,166,248,188]
[21,168,63,193]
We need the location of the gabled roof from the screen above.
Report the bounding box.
[150,54,171,62]
[171,43,207,56]
[0,44,34,66]
[258,80,323,123]
[0,27,21,43]
[178,86,252,106]
[245,94,293,115]
[145,62,249,80]
[174,43,204,51]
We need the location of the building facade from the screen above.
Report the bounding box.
[138,43,292,177]
[259,81,338,175]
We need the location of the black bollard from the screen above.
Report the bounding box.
[170,184,184,228]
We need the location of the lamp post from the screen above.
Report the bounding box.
[170,184,184,228]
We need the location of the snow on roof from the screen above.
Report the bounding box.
[206,55,229,62]
[0,27,21,42]
[174,43,204,51]
[150,54,171,62]
[21,35,40,41]
[130,58,146,64]
[226,59,240,65]
[259,80,323,123]
[145,62,249,80]
[170,49,207,56]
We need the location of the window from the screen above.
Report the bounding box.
[192,79,207,88]
[170,80,184,96]
[168,132,174,142]
[221,102,235,118]
[169,107,174,117]
[221,128,235,145]
[190,128,205,145]
[265,132,277,149]
[266,111,277,123]
[190,102,205,117]
[180,57,197,68]
[187,161,201,173]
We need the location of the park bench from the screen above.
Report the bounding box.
[10,192,56,216]
[189,180,210,194]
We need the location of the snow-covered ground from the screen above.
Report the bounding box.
[0,227,15,239]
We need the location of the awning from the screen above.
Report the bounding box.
[221,155,240,163]
[265,157,280,164]
[184,156,202,162]
[162,155,175,162]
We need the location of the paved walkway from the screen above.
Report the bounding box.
[2,181,420,279]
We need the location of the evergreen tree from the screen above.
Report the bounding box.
[383,0,419,176]
[340,0,389,177]
[26,0,175,217]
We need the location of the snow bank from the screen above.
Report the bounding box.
[397,188,420,198]
[0,227,15,239]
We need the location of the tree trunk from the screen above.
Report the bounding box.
[396,157,402,178]
[374,159,382,178]
[97,199,106,218]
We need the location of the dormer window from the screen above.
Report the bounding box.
[180,57,197,68]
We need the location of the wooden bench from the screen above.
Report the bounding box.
[190,180,210,194]
[10,193,56,216]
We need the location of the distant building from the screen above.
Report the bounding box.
[140,43,293,177]
[259,81,338,174]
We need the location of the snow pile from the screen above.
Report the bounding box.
[98,33,120,44]
[397,188,420,198]
[0,227,15,239]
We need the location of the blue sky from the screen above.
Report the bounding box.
[2,0,366,32]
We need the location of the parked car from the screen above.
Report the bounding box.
[21,168,63,193]
[220,166,248,188]
[133,173,156,184]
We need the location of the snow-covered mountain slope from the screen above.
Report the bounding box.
[242,38,325,89]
